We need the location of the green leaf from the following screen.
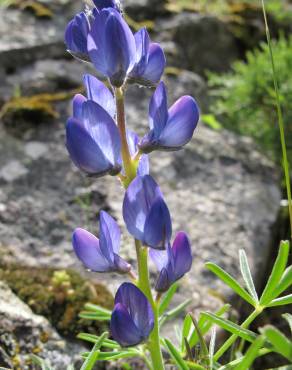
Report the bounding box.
[83,303,111,315]
[66,366,75,370]
[201,312,257,343]
[260,326,292,361]
[164,339,189,370]
[189,314,209,361]
[181,314,193,351]
[188,304,230,348]
[260,241,290,305]
[239,249,259,303]
[159,282,178,315]
[160,299,192,327]
[282,313,292,334]
[206,262,255,306]
[233,335,265,370]
[267,294,292,307]
[272,265,292,298]
[80,332,108,370]
[97,351,138,361]
[77,333,120,348]
[201,114,222,131]
[209,328,216,370]
[79,312,110,321]
[30,355,53,370]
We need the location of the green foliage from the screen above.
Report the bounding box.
[209,35,292,164]
[0,263,113,337]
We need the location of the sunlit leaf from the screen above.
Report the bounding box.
[201,312,257,342]
[160,299,192,327]
[83,303,112,315]
[260,240,290,305]
[260,326,292,361]
[77,333,120,348]
[80,332,108,370]
[164,338,189,370]
[206,262,255,306]
[239,249,259,303]
[271,265,292,298]
[267,294,292,307]
[209,328,216,370]
[182,314,193,351]
[282,313,292,334]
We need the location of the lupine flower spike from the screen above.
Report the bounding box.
[139,81,199,153]
[110,283,154,346]
[73,211,131,273]
[150,231,192,292]
[123,175,172,249]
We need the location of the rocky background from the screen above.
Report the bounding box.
[0,0,289,368]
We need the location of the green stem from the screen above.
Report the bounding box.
[261,0,292,239]
[135,240,165,370]
[213,308,261,362]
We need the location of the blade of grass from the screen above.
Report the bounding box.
[261,0,292,238]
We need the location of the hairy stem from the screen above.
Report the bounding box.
[213,308,261,361]
[135,240,165,370]
[261,0,292,238]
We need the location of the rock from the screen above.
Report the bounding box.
[24,142,48,160]
[0,282,83,369]
[123,0,167,20]
[157,13,239,74]
[0,160,28,183]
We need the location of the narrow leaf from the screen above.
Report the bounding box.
[77,333,119,348]
[260,241,290,305]
[267,294,292,307]
[188,304,230,348]
[83,303,111,315]
[164,339,189,370]
[160,299,192,327]
[282,313,292,334]
[190,314,209,359]
[201,312,257,343]
[239,249,259,303]
[271,265,292,299]
[209,328,216,370]
[79,312,110,321]
[234,335,265,370]
[182,314,193,351]
[260,326,292,361]
[159,282,178,315]
[80,332,108,370]
[206,262,255,306]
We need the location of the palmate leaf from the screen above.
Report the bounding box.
[233,335,265,370]
[80,331,108,370]
[260,325,292,361]
[205,262,255,306]
[260,240,290,305]
[239,249,259,304]
[164,338,189,370]
[200,312,257,343]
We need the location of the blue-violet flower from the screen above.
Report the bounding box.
[123,175,172,249]
[110,282,154,346]
[73,211,131,273]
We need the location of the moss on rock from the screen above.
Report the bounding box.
[0,264,113,338]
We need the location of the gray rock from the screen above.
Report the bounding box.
[0,282,83,369]
[0,160,28,183]
[24,142,48,160]
[123,0,167,20]
[157,13,239,74]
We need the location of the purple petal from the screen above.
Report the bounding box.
[115,283,154,336]
[150,248,168,271]
[99,210,121,255]
[142,43,166,84]
[126,130,139,157]
[137,154,149,176]
[172,231,192,278]
[113,254,131,273]
[72,94,86,120]
[82,100,121,168]
[104,9,136,86]
[158,96,199,148]
[83,74,115,117]
[144,196,172,249]
[123,175,163,241]
[132,28,150,76]
[65,12,90,55]
[72,228,110,271]
[66,118,114,175]
[149,81,168,135]
[110,303,144,347]
[155,268,171,292]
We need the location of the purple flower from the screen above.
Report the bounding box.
[66,97,121,177]
[128,28,166,87]
[110,283,154,346]
[139,81,199,153]
[65,11,91,61]
[123,175,172,249]
[87,8,136,87]
[73,211,131,273]
[93,0,121,11]
[126,130,149,176]
[150,232,192,292]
